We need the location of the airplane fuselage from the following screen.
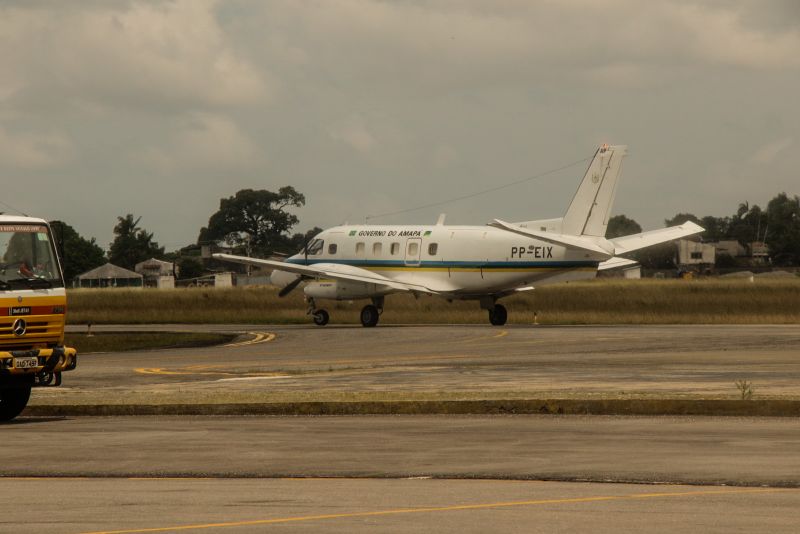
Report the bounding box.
[284,224,607,298]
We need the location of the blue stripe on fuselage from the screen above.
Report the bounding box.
[285,258,599,269]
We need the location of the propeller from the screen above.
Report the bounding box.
[278,275,304,298]
[277,234,312,298]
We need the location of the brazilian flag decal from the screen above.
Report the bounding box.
[349,230,357,236]
[424,230,432,236]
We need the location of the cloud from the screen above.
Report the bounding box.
[0,0,266,114]
[750,137,793,164]
[328,115,376,152]
[140,113,261,173]
[0,126,75,169]
[255,0,800,92]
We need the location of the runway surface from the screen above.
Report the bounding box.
[4,415,800,485]
[2,477,797,534]
[8,325,800,531]
[38,324,800,404]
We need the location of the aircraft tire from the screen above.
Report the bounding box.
[312,309,330,326]
[360,305,380,327]
[0,386,31,422]
[488,304,507,326]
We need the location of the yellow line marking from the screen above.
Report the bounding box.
[224,332,276,348]
[133,367,288,378]
[80,487,785,534]
[455,330,509,344]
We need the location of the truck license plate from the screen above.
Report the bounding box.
[13,356,38,369]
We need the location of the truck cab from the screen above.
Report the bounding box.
[0,216,77,421]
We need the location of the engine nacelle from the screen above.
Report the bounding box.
[304,280,390,300]
[270,269,300,288]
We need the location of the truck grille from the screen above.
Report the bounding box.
[0,316,64,347]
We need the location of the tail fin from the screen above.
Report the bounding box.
[562,144,627,237]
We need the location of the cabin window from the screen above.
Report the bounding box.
[390,242,400,255]
[328,243,337,255]
[408,242,419,256]
[372,242,382,256]
[307,239,324,255]
[356,242,365,255]
[428,243,438,256]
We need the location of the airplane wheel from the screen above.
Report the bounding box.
[488,304,507,326]
[312,309,329,326]
[360,305,380,327]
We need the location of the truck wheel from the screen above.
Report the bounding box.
[0,386,32,422]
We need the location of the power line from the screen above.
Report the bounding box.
[365,155,591,222]
[0,199,28,217]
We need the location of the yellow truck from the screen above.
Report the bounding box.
[0,216,77,421]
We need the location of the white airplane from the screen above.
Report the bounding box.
[215,144,703,327]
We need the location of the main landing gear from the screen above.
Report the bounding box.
[360,296,383,328]
[307,297,384,327]
[488,304,507,326]
[480,296,507,326]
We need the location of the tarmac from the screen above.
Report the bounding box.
[25,324,800,412]
[4,323,799,532]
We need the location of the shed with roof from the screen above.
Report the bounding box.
[76,263,143,288]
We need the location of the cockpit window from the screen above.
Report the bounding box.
[306,239,324,255]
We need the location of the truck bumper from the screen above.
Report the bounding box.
[0,346,77,386]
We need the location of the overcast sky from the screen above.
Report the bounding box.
[1,0,798,250]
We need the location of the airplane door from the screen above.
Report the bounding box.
[404,238,422,266]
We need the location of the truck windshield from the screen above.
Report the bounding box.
[0,224,63,289]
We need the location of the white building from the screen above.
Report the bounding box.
[677,239,715,265]
[134,258,176,289]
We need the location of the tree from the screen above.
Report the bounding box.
[765,193,800,265]
[108,214,165,270]
[664,213,702,227]
[50,221,106,283]
[605,215,641,239]
[177,257,204,280]
[698,215,730,243]
[198,187,306,256]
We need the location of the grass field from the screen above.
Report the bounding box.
[65,278,800,325]
[64,332,236,353]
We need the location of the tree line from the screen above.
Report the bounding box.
[606,192,800,268]
[55,188,800,282]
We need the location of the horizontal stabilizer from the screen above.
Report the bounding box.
[597,257,639,271]
[489,219,614,258]
[610,221,704,255]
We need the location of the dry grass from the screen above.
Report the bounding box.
[64,332,235,353]
[65,278,800,325]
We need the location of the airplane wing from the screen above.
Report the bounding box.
[610,221,704,255]
[488,219,614,257]
[597,257,639,271]
[212,253,438,294]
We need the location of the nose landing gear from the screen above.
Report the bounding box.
[312,309,329,326]
[307,297,329,327]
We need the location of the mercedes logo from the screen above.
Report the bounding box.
[12,318,26,337]
[17,296,23,303]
